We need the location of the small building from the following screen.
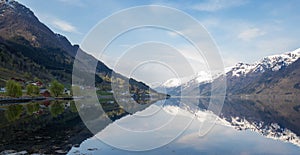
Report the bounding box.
[31,81,43,87]
[36,81,43,87]
[0,88,5,93]
[40,89,51,97]
[64,88,71,95]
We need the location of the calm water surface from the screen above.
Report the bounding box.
[68,97,300,155]
[0,97,299,154]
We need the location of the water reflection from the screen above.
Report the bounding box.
[25,103,40,116]
[70,101,77,113]
[221,97,300,137]
[69,96,300,154]
[1,96,299,154]
[4,104,23,122]
[49,101,65,117]
[0,100,91,154]
[0,97,159,154]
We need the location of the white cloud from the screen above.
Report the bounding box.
[192,0,247,12]
[238,28,266,41]
[57,0,85,7]
[51,18,78,33]
[34,12,79,34]
[167,31,179,38]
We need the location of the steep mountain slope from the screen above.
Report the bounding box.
[0,1,157,96]
[225,49,300,95]
[0,1,76,84]
[0,0,76,55]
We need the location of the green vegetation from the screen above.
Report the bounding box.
[33,85,40,95]
[0,10,165,100]
[25,102,40,115]
[26,84,40,96]
[26,84,33,96]
[70,101,77,113]
[49,101,65,117]
[50,80,64,97]
[5,80,22,97]
[5,104,23,122]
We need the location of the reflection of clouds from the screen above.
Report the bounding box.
[176,124,233,146]
[69,102,300,154]
[176,121,299,154]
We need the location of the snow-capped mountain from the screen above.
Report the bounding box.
[159,71,213,88]
[182,71,213,88]
[223,48,300,95]
[160,78,183,88]
[228,48,300,77]
[161,48,300,96]
[161,48,300,89]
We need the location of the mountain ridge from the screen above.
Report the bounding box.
[161,48,300,96]
[0,1,160,98]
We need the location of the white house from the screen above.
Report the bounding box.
[0,88,6,93]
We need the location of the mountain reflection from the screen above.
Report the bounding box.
[68,96,300,155]
[195,96,300,146]
[1,96,299,154]
[0,97,159,154]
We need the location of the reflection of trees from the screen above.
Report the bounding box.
[49,101,65,117]
[5,104,23,122]
[26,102,40,115]
[70,101,77,113]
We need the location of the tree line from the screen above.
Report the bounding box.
[4,80,65,98]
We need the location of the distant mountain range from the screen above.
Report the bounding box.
[158,48,300,96]
[0,1,158,96]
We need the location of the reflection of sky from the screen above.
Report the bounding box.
[68,102,300,155]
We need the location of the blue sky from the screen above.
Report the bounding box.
[17,0,300,85]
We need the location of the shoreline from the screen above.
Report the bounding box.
[0,96,76,105]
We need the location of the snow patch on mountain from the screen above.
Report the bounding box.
[229,48,300,77]
[230,63,256,77]
[161,78,182,88]
[160,48,300,88]
[160,71,214,88]
[181,71,213,89]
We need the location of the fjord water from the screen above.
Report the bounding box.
[0,97,299,154]
[0,100,93,153]
[68,97,300,155]
[0,98,155,154]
